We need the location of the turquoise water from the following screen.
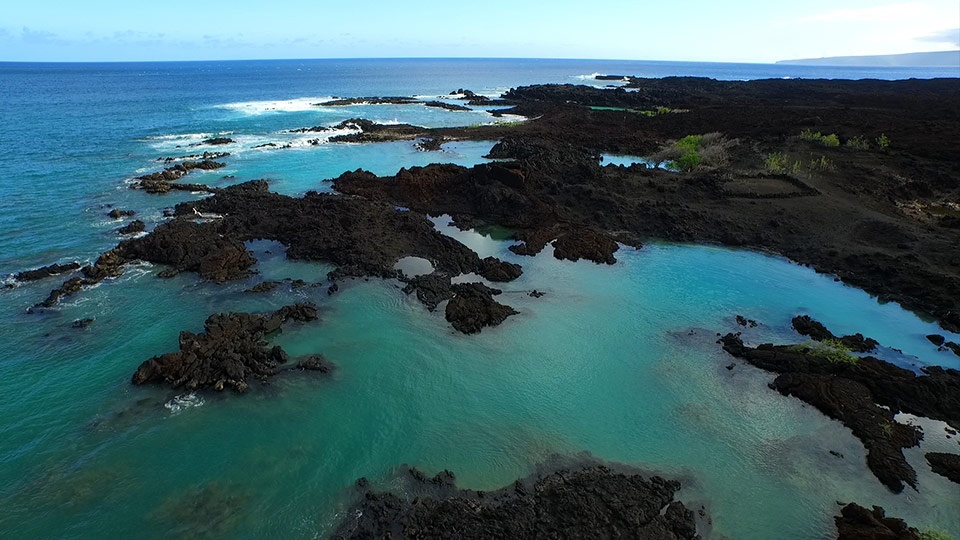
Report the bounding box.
[1,60,958,539]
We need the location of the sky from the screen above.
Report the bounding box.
[1,0,958,63]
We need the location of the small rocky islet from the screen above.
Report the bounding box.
[12,75,960,538]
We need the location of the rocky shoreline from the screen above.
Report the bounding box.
[8,76,960,537]
[720,316,960,493]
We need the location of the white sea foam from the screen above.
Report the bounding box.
[214,97,336,115]
[165,392,205,415]
[574,72,605,80]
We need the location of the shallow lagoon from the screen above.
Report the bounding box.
[2,226,958,539]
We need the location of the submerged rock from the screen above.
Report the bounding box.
[131,303,319,392]
[332,463,700,539]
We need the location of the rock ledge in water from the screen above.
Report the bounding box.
[131,303,319,392]
[332,463,700,539]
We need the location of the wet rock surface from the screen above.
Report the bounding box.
[107,208,135,219]
[134,159,225,193]
[118,219,255,282]
[720,329,960,492]
[327,118,425,143]
[445,282,519,334]
[332,463,700,540]
[15,262,81,282]
[792,315,879,352]
[117,220,145,235]
[925,452,960,484]
[131,304,319,392]
[834,503,919,540]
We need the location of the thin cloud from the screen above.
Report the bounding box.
[916,27,960,47]
[801,2,925,23]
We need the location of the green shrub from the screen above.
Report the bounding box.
[820,133,840,147]
[877,133,891,150]
[809,155,833,172]
[676,134,703,151]
[918,529,954,540]
[800,129,841,148]
[845,135,869,150]
[670,151,702,171]
[787,339,858,364]
[765,152,789,173]
[653,133,735,172]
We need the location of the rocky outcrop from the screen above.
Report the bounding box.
[118,220,145,235]
[332,464,700,540]
[422,100,471,111]
[327,118,425,143]
[134,159,225,193]
[552,229,620,264]
[401,272,453,311]
[14,262,81,282]
[244,281,280,293]
[834,503,919,540]
[107,208,135,219]
[117,219,255,282]
[201,137,234,145]
[131,304,319,392]
[445,283,518,334]
[478,256,523,282]
[792,315,879,352]
[720,332,960,492]
[320,97,418,106]
[925,452,960,484]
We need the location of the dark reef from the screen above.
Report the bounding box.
[332,463,701,539]
[132,303,321,392]
[834,503,920,540]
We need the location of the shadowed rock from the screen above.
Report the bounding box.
[834,503,919,540]
[925,452,960,484]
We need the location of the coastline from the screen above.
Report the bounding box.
[2,67,959,538]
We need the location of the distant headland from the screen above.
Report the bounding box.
[778,50,960,68]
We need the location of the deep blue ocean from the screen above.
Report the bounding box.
[1,58,958,539]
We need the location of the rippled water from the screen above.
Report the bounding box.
[1,59,958,539]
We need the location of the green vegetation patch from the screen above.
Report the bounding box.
[800,129,840,147]
[650,133,736,172]
[919,529,954,540]
[786,339,858,364]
